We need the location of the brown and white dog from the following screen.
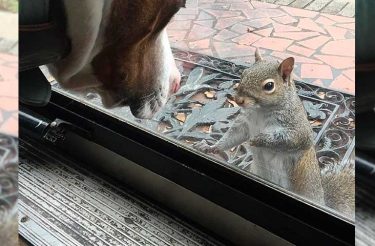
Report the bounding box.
[47,0,185,118]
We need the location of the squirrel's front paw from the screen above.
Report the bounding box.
[248,139,255,146]
[193,140,219,154]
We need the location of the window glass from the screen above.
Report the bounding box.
[42,48,355,221]
[36,0,356,223]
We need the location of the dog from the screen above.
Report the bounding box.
[47,0,185,118]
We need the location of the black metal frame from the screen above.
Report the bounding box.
[20,86,354,245]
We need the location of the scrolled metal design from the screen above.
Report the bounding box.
[171,51,354,171]
[317,150,341,169]
[53,50,355,174]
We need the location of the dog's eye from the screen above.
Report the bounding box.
[120,72,128,81]
[262,79,276,94]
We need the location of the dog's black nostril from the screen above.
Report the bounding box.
[129,101,143,117]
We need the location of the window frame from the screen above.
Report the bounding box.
[21,84,354,245]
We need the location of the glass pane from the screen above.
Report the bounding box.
[42,47,355,221]
[37,0,355,223]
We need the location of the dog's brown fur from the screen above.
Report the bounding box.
[92,0,185,109]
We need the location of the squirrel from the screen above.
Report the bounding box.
[194,49,354,217]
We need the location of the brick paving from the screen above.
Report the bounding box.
[255,0,354,17]
[0,10,18,137]
[167,0,355,94]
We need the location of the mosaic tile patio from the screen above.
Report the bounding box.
[167,0,355,94]
[257,0,354,17]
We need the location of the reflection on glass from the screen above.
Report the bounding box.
[46,49,355,220]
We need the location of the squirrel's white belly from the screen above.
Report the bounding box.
[250,148,297,190]
[247,110,297,190]
[246,109,266,137]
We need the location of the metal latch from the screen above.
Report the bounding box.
[43,118,91,144]
[20,109,91,144]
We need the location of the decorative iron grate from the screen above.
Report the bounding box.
[52,49,355,173]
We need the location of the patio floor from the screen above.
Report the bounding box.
[256,0,354,17]
[167,0,355,94]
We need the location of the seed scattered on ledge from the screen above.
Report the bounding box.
[175,112,186,123]
[317,92,325,99]
[204,91,216,99]
[196,125,212,133]
[189,103,202,109]
[311,120,323,127]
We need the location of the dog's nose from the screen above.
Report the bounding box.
[170,64,181,94]
[171,77,180,93]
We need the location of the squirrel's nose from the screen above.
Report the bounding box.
[235,96,245,105]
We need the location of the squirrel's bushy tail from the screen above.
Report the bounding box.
[322,167,355,218]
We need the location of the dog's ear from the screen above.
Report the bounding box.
[91,48,115,89]
[152,0,186,34]
[169,0,186,8]
[59,72,102,90]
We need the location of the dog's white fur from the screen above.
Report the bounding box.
[48,0,175,118]
[136,30,173,118]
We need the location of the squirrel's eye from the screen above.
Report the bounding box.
[263,82,274,91]
[262,79,276,94]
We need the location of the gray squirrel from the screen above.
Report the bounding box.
[194,49,354,217]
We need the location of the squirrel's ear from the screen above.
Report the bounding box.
[255,48,263,62]
[278,57,294,85]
